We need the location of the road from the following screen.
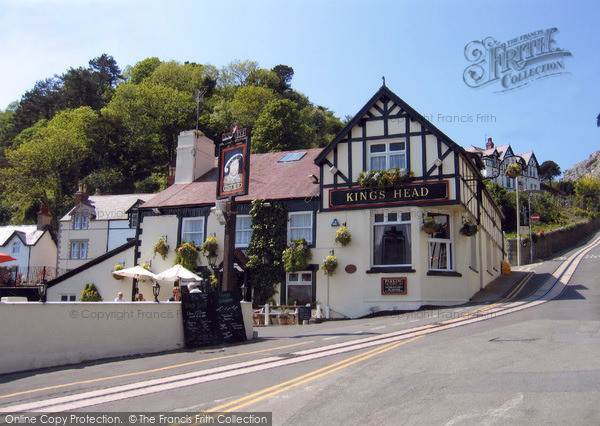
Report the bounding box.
[1,232,599,425]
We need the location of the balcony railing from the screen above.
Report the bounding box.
[0,266,66,286]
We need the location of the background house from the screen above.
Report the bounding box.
[57,188,153,272]
[466,138,540,190]
[0,205,57,287]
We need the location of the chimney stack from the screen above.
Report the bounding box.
[37,203,52,230]
[175,130,216,184]
[74,184,89,205]
[486,137,494,150]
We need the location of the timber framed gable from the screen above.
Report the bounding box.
[315,85,480,212]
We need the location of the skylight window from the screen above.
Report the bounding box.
[278,152,306,163]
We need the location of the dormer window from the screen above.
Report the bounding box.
[73,215,89,230]
[369,140,406,171]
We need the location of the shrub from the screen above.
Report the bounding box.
[282,238,312,272]
[81,283,102,301]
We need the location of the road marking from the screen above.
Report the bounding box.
[203,336,424,416]
[371,326,386,330]
[322,336,340,340]
[0,341,314,400]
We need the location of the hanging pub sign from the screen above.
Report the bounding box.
[329,180,449,209]
[217,123,250,199]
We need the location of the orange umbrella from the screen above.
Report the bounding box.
[0,252,16,263]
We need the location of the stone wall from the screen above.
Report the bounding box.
[507,218,600,265]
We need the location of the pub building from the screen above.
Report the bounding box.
[138,84,504,318]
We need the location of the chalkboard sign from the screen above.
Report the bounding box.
[297,306,312,322]
[215,290,247,344]
[181,292,219,348]
[381,277,407,295]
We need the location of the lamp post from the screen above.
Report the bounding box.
[152,282,161,302]
[37,281,47,303]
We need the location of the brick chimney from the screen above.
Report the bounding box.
[486,137,494,150]
[175,130,216,184]
[74,184,89,205]
[37,203,52,230]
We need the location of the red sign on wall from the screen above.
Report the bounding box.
[217,124,250,199]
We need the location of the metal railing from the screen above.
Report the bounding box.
[0,266,66,286]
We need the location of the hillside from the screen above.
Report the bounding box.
[563,150,600,181]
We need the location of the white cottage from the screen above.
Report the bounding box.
[313,85,505,317]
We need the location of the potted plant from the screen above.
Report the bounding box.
[175,242,199,271]
[335,226,352,246]
[459,218,479,237]
[421,216,440,234]
[153,237,169,260]
[505,163,522,179]
[201,237,219,257]
[321,255,338,276]
[112,264,124,280]
[81,283,102,301]
[278,307,292,325]
[282,238,312,272]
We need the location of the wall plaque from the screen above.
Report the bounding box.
[381,277,407,295]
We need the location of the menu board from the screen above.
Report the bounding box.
[181,292,219,348]
[180,290,247,348]
[297,306,312,322]
[215,290,247,344]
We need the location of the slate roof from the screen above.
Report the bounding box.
[142,148,322,209]
[60,194,155,222]
[0,225,45,247]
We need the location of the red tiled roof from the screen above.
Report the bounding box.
[142,148,322,208]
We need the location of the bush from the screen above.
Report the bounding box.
[282,238,312,272]
[81,283,102,301]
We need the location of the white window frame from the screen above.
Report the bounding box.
[427,214,454,272]
[372,211,412,267]
[11,241,21,255]
[181,217,205,247]
[235,215,252,248]
[73,215,89,230]
[288,212,313,245]
[367,139,407,171]
[286,271,313,305]
[70,241,88,260]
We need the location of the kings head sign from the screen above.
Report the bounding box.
[329,180,449,209]
[217,123,250,199]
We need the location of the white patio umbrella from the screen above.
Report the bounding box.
[112,265,158,281]
[156,264,202,283]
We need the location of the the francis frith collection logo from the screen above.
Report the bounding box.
[463,28,572,92]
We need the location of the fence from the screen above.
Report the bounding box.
[0,266,67,286]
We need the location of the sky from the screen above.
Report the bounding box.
[1,0,598,175]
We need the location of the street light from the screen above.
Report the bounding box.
[37,282,47,303]
[152,282,161,302]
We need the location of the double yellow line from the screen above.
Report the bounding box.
[200,336,423,417]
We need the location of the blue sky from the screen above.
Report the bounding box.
[1,0,598,174]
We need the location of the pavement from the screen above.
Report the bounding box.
[468,269,534,304]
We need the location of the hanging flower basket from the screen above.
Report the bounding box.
[175,242,199,271]
[322,255,338,276]
[505,164,522,179]
[153,237,170,260]
[334,226,352,246]
[459,219,479,237]
[201,237,219,257]
[357,168,415,188]
[112,264,124,280]
[421,217,440,234]
[283,238,312,272]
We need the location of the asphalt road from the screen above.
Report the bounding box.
[1,232,599,425]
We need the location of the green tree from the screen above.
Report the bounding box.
[252,99,312,153]
[218,60,259,87]
[1,107,97,223]
[102,80,195,172]
[271,65,294,93]
[127,57,162,84]
[574,176,600,210]
[229,86,277,130]
[539,160,561,182]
